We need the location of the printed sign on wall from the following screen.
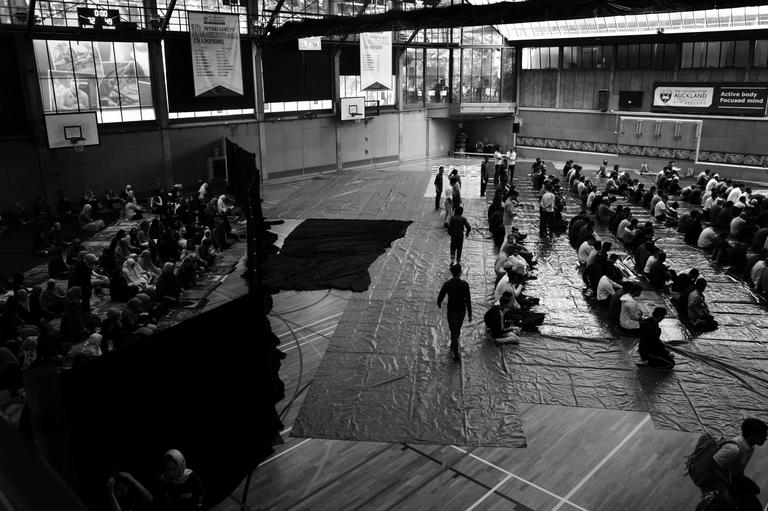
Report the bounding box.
[652,82,768,117]
[189,12,243,97]
[360,32,391,91]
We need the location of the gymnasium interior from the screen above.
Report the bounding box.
[2,0,768,510]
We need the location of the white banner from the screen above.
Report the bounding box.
[189,12,243,96]
[298,36,322,51]
[653,86,714,108]
[360,32,391,91]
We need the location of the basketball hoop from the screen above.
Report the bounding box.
[70,137,85,152]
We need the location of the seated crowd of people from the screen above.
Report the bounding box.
[481,157,547,344]
[0,180,241,397]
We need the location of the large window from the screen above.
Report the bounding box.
[461,48,501,102]
[616,43,676,69]
[521,47,558,69]
[680,40,749,68]
[562,45,612,69]
[33,0,147,28]
[756,40,768,68]
[425,48,449,103]
[339,75,395,106]
[402,47,423,105]
[34,39,154,123]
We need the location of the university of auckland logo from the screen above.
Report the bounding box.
[659,90,673,103]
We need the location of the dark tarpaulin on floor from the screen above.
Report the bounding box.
[282,171,527,447]
[262,219,411,292]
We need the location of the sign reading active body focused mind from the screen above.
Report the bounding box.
[652,82,768,117]
[77,8,119,30]
[188,12,243,97]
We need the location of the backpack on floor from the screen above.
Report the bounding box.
[684,432,738,488]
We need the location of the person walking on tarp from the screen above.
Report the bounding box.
[434,166,444,211]
[480,157,490,197]
[447,206,471,265]
[437,263,472,362]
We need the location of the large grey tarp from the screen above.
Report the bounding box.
[280,163,768,446]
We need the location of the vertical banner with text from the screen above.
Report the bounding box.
[360,32,391,91]
[189,12,243,97]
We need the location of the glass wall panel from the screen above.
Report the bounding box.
[34,39,154,123]
[425,48,449,103]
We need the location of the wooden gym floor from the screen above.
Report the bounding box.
[212,158,768,511]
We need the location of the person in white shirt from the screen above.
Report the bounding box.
[706,175,720,192]
[586,189,597,209]
[653,197,668,221]
[539,185,556,235]
[494,270,523,304]
[621,218,638,245]
[198,181,209,201]
[700,418,768,495]
[751,258,767,291]
[502,193,515,237]
[619,284,644,333]
[578,238,597,264]
[617,216,632,240]
[644,252,658,275]
[698,226,718,249]
[596,273,622,304]
[727,184,742,204]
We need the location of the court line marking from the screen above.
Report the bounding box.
[451,446,589,511]
[551,415,651,511]
[465,473,513,511]
[258,438,312,468]
[282,325,336,352]
[274,312,343,338]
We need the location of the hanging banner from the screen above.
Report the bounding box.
[298,36,322,51]
[189,12,243,97]
[652,82,768,117]
[360,32,391,91]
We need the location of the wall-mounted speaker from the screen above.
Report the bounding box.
[512,122,520,133]
[619,90,643,110]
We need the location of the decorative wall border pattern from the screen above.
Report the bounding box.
[517,136,768,167]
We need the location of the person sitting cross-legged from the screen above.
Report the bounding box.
[637,307,675,369]
[484,291,521,344]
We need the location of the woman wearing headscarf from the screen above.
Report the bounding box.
[137,250,161,284]
[122,258,148,291]
[154,449,204,511]
[42,279,67,314]
[18,337,37,371]
[78,204,105,231]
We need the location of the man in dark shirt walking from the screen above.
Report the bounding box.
[434,166,444,210]
[447,206,472,265]
[480,157,490,197]
[437,264,473,361]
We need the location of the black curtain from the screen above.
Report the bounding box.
[0,37,30,135]
[59,295,283,510]
[261,43,332,103]
[225,138,257,207]
[164,36,255,112]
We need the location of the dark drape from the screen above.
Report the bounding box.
[225,138,257,206]
[58,295,283,510]
[261,43,332,103]
[0,37,30,135]
[164,36,255,112]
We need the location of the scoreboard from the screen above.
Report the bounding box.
[77,8,120,30]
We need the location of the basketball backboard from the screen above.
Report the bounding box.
[45,111,99,149]
[340,97,365,121]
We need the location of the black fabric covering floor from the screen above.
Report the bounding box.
[262,219,412,292]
